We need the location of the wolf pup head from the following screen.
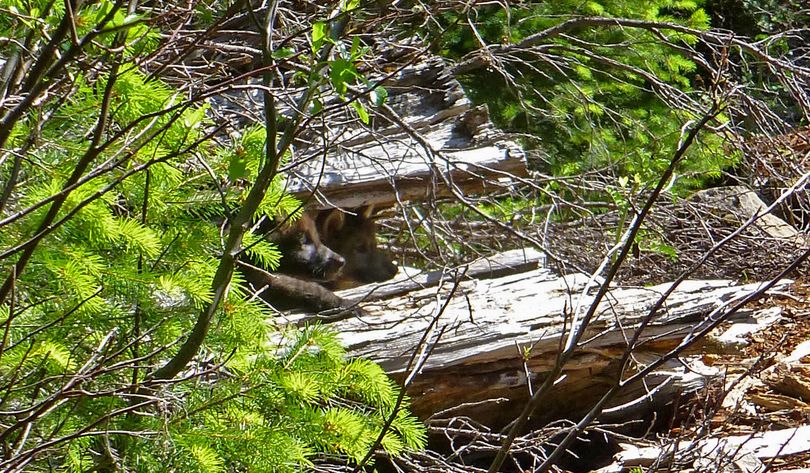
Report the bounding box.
[262,212,345,282]
[318,205,397,289]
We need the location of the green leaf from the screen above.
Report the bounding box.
[342,0,360,11]
[688,9,711,29]
[272,47,295,59]
[329,58,357,94]
[350,36,362,61]
[311,21,326,54]
[0,6,429,469]
[37,341,76,371]
[370,86,388,106]
[228,147,249,180]
[351,101,370,124]
[311,98,323,114]
[279,371,321,403]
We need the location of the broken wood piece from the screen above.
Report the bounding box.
[785,340,810,364]
[764,366,810,404]
[749,392,810,411]
[707,306,783,349]
[599,425,810,473]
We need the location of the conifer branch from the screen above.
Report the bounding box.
[0,127,218,263]
[0,98,215,231]
[0,2,132,306]
[148,5,351,382]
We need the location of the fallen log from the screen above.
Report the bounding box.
[284,58,527,210]
[281,249,791,427]
[338,247,547,303]
[213,56,528,211]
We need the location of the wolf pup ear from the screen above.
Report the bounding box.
[360,204,376,220]
[320,209,345,238]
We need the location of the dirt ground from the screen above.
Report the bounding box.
[674,277,810,472]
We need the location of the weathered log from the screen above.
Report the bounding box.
[338,247,547,303]
[284,58,528,209]
[328,274,785,374]
[214,57,528,210]
[276,248,546,326]
[280,248,791,427]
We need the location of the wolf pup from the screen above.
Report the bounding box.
[239,264,364,320]
[253,212,345,282]
[317,205,398,290]
[239,213,361,316]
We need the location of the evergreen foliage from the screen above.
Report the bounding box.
[0,1,425,470]
[432,1,733,199]
[705,0,810,125]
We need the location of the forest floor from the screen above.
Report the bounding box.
[676,277,810,472]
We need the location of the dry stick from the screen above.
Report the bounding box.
[147,7,350,382]
[0,1,125,151]
[0,328,119,448]
[0,2,74,138]
[0,153,21,214]
[4,334,188,465]
[0,8,39,109]
[487,105,721,473]
[0,397,158,472]
[131,167,150,389]
[144,1,247,83]
[374,98,566,257]
[627,256,808,390]
[0,5,87,214]
[1,287,102,358]
[453,16,810,81]
[0,340,37,410]
[0,265,13,363]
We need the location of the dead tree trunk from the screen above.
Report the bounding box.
[281,249,791,427]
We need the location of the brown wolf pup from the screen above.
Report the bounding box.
[238,262,364,321]
[239,213,361,316]
[253,212,345,282]
[317,205,398,290]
